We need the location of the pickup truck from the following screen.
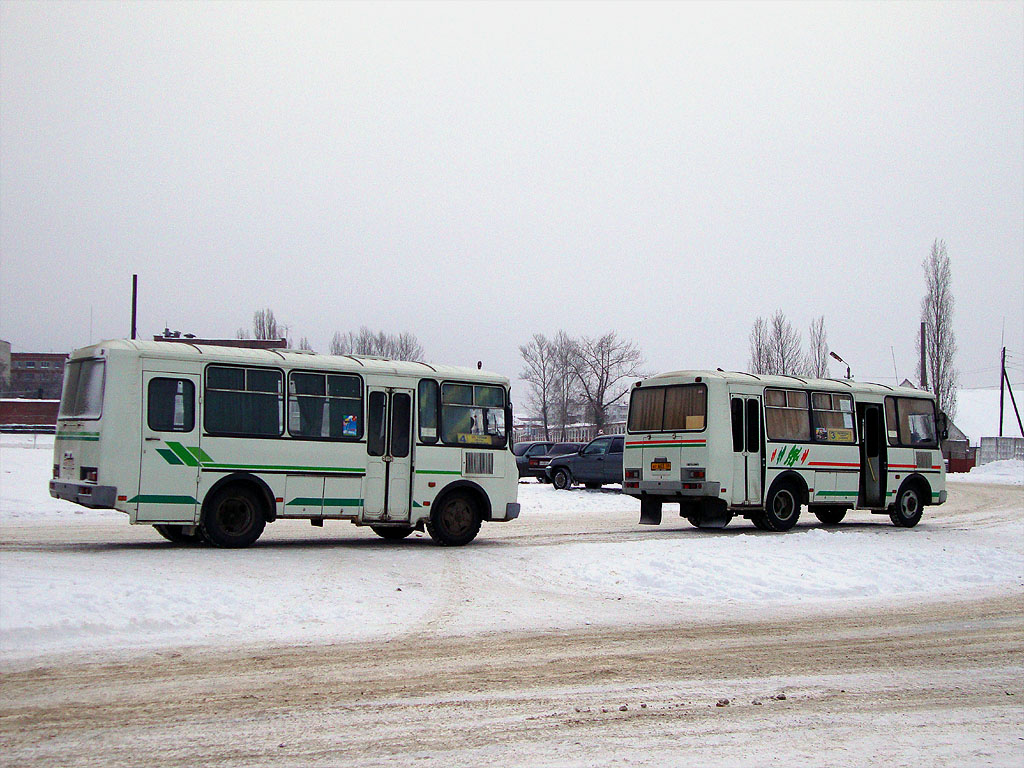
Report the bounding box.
[545,435,624,489]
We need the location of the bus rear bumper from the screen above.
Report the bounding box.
[49,480,117,509]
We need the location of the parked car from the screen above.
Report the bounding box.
[513,441,554,478]
[546,435,624,489]
[526,441,583,482]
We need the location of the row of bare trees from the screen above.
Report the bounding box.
[748,311,830,377]
[520,331,644,439]
[237,309,423,361]
[919,239,958,419]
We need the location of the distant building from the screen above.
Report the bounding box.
[0,340,10,391]
[4,352,67,399]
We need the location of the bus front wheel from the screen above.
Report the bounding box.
[426,492,482,546]
[890,484,924,528]
[201,485,267,548]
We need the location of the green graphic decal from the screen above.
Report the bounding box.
[56,431,100,442]
[286,497,362,508]
[154,443,364,475]
[415,469,462,475]
[127,494,199,504]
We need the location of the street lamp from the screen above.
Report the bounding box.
[829,351,851,380]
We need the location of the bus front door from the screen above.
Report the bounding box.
[138,372,202,524]
[858,403,885,507]
[731,396,762,505]
[364,387,414,523]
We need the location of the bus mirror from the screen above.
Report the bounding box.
[937,412,949,441]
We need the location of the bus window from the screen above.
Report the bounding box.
[367,391,387,456]
[390,393,411,458]
[765,388,809,441]
[745,398,760,452]
[205,366,283,437]
[731,398,744,452]
[58,359,106,420]
[418,380,439,444]
[441,383,507,447]
[628,384,706,432]
[886,397,938,447]
[288,372,361,440]
[811,393,855,443]
[148,378,195,432]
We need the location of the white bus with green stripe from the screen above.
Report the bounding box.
[623,371,948,531]
[50,340,519,547]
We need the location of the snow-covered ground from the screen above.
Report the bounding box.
[2,434,1022,667]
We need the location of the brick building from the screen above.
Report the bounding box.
[4,352,68,399]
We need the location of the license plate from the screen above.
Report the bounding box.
[651,461,671,472]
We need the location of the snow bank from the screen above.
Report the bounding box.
[946,459,1024,486]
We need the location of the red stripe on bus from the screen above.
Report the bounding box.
[625,440,706,446]
[807,462,861,468]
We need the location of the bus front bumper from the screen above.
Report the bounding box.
[50,480,117,509]
[498,502,521,521]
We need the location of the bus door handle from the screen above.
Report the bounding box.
[383,455,393,463]
[144,437,160,442]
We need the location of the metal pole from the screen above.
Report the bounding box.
[999,347,1005,437]
[919,322,928,391]
[131,274,138,340]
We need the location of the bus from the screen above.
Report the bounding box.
[50,340,520,547]
[622,370,948,531]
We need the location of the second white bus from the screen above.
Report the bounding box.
[50,340,520,547]
[623,370,948,531]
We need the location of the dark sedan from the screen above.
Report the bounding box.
[545,435,624,489]
[523,441,582,481]
[514,441,554,478]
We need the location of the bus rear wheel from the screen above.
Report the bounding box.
[153,524,204,544]
[371,525,415,541]
[201,485,267,548]
[813,506,847,526]
[426,492,481,546]
[757,482,802,532]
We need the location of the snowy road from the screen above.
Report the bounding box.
[1,438,1022,765]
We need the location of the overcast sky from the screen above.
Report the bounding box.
[2,1,1022,401]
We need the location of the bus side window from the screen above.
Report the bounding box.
[148,378,195,432]
[731,398,744,452]
[418,380,439,444]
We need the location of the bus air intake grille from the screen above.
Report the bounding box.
[464,452,494,475]
[915,451,931,469]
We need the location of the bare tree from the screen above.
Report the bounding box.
[565,332,644,432]
[919,239,959,419]
[519,334,558,440]
[748,316,771,374]
[298,336,314,352]
[551,331,583,434]
[805,316,829,378]
[235,328,251,340]
[252,308,281,341]
[768,310,803,375]
[329,326,424,361]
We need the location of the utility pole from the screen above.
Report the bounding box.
[919,321,928,391]
[131,274,138,340]
[999,346,1005,437]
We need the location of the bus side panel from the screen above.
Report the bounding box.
[410,444,518,522]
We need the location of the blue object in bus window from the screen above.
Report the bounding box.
[343,415,358,437]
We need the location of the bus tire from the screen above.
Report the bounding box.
[761,481,802,532]
[813,506,847,526]
[200,485,267,548]
[371,525,415,541]
[751,514,771,531]
[153,524,204,544]
[426,492,481,546]
[890,483,925,528]
[552,468,573,490]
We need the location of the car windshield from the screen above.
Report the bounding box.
[549,443,577,455]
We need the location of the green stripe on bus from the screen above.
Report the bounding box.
[323,498,363,507]
[286,497,322,506]
[816,491,857,497]
[57,432,99,441]
[415,469,462,475]
[156,448,184,465]
[166,441,200,467]
[127,494,199,504]
[188,446,214,463]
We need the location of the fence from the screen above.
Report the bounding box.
[978,437,1024,465]
[513,421,626,444]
